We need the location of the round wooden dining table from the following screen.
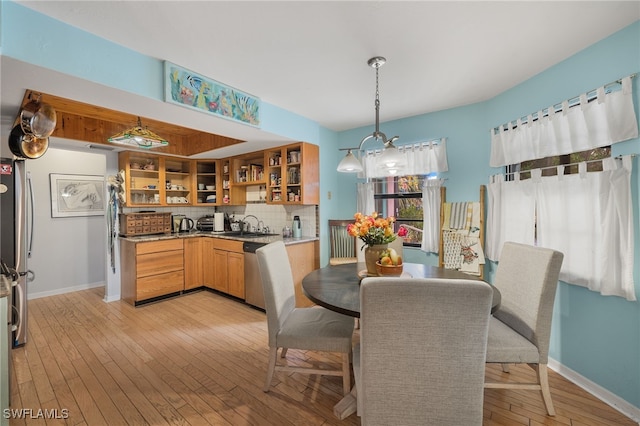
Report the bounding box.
[302,262,501,317]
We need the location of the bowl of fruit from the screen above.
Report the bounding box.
[376,248,404,276]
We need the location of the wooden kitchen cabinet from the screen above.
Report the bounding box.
[266,142,319,205]
[227,251,244,298]
[120,238,184,305]
[202,238,216,288]
[119,151,192,207]
[184,237,203,290]
[119,141,317,207]
[193,160,220,206]
[119,151,162,207]
[286,240,319,307]
[209,239,245,299]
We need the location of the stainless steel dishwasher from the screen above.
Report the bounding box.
[243,241,266,310]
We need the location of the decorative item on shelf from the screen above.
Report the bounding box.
[337,56,404,175]
[108,117,169,149]
[347,212,408,275]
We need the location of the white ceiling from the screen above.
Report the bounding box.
[8,1,640,150]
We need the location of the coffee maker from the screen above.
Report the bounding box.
[172,214,185,233]
[292,215,302,238]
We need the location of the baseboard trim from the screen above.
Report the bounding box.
[27,281,105,300]
[548,358,640,423]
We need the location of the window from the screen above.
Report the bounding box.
[507,147,611,180]
[373,174,434,247]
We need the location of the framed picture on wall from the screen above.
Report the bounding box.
[50,174,105,217]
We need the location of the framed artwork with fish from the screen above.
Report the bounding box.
[164,61,260,127]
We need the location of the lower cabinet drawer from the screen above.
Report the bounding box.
[136,249,183,277]
[136,270,184,301]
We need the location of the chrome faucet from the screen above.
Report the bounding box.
[241,215,260,233]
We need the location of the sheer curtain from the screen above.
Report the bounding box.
[486,156,635,301]
[490,76,637,167]
[421,178,444,253]
[360,138,448,179]
[536,157,635,300]
[356,182,374,215]
[485,173,537,260]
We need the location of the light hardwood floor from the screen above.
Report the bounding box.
[8,288,636,425]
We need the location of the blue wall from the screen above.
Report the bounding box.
[334,21,640,409]
[2,0,639,412]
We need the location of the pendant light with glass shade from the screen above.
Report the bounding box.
[337,56,403,174]
[108,117,169,149]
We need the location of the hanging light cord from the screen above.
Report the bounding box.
[339,57,398,154]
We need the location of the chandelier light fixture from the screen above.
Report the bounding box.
[337,56,403,173]
[108,117,169,149]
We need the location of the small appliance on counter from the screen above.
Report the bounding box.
[292,215,302,238]
[195,213,225,232]
[179,217,194,232]
[172,214,185,233]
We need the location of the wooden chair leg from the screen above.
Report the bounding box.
[501,363,510,373]
[538,364,556,416]
[280,347,288,358]
[341,352,351,395]
[263,347,278,392]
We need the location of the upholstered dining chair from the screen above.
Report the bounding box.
[329,219,358,265]
[354,277,493,425]
[485,242,564,416]
[256,241,355,395]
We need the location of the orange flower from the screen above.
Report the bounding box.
[348,212,398,247]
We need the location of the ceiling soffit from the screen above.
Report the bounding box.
[19,90,244,157]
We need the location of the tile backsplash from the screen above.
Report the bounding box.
[122,203,317,237]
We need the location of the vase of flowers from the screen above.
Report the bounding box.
[347,212,407,276]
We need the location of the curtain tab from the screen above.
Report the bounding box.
[596,87,605,104]
[548,105,556,117]
[526,114,534,127]
[561,100,569,115]
[516,118,523,129]
[531,169,542,181]
[602,157,615,171]
[556,166,565,180]
[622,76,632,95]
[578,162,587,178]
[579,93,588,111]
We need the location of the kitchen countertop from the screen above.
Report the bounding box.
[119,231,318,246]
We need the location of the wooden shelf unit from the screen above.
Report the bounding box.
[266,142,318,205]
[119,141,319,207]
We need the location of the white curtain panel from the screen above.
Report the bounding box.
[536,157,635,301]
[356,182,375,215]
[486,156,635,301]
[485,173,537,260]
[361,138,449,179]
[490,76,638,167]
[421,178,444,253]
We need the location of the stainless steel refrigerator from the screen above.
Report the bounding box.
[0,158,33,347]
